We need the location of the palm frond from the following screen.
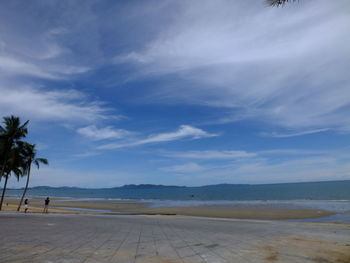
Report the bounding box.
[1,116,29,140]
[267,0,297,7]
[34,158,48,169]
[37,158,49,165]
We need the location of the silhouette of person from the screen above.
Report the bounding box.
[24,199,29,213]
[43,197,50,213]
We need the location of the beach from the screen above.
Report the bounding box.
[2,197,338,220]
[1,212,349,263]
[2,197,350,262]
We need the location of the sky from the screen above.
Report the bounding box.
[1,0,350,188]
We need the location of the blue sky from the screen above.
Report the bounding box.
[1,0,350,187]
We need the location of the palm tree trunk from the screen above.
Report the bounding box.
[17,163,31,211]
[0,142,10,179]
[0,175,9,211]
[0,159,7,182]
[0,149,9,184]
[0,166,4,178]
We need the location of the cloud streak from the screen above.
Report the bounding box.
[160,162,206,173]
[262,128,330,138]
[0,2,109,125]
[77,125,132,140]
[0,86,113,123]
[120,0,350,131]
[164,150,256,159]
[98,125,218,149]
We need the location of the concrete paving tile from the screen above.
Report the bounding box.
[1,213,349,263]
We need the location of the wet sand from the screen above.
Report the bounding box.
[137,206,334,220]
[4,197,334,220]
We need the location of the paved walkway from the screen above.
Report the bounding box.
[0,213,349,263]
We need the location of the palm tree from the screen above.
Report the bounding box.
[267,0,297,6]
[17,143,48,212]
[0,145,27,210]
[0,116,29,210]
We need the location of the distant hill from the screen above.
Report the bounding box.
[4,180,350,201]
[5,179,350,191]
[118,184,185,189]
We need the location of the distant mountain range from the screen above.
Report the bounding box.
[5,180,350,200]
[6,179,349,190]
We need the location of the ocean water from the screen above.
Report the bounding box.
[5,180,350,222]
[6,180,350,201]
[146,200,350,213]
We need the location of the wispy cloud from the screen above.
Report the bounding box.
[120,0,350,131]
[261,128,330,138]
[98,125,218,150]
[138,125,217,143]
[0,2,107,124]
[0,86,113,123]
[258,149,327,156]
[160,162,206,173]
[0,56,58,79]
[163,148,331,161]
[2,1,349,187]
[164,150,256,159]
[178,155,350,185]
[77,125,132,140]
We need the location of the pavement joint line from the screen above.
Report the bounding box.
[80,224,120,263]
[157,220,185,263]
[107,225,134,262]
[165,222,209,263]
[1,213,349,263]
[133,224,143,263]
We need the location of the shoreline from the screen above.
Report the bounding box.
[2,197,342,221]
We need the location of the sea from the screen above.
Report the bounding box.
[5,180,350,222]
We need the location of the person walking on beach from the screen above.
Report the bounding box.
[24,199,29,213]
[43,197,50,213]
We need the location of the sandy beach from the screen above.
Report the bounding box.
[0,212,349,263]
[3,197,336,220]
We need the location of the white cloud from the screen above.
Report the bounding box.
[182,155,350,185]
[7,148,350,187]
[0,3,104,125]
[98,125,217,149]
[0,56,58,79]
[261,128,330,138]
[165,150,256,159]
[139,125,216,143]
[258,149,326,156]
[0,54,90,80]
[222,157,349,183]
[0,86,113,123]
[157,148,350,183]
[77,125,132,140]
[120,0,350,131]
[164,148,331,161]
[160,162,206,173]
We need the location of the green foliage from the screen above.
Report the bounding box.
[21,142,49,171]
[0,116,29,177]
[0,115,49,210]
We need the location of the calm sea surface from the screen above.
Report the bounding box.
[5,180,350,222]
[6,180,350,202]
